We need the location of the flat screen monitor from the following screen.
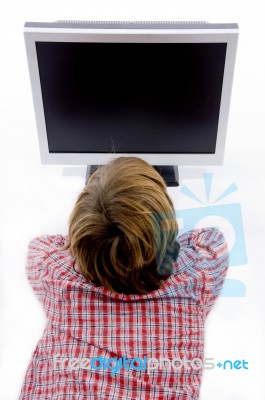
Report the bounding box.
[24,21,238,185]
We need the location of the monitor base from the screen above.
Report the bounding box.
[85,165,99,184]
[86,164,179,187]
[153,165,179,187]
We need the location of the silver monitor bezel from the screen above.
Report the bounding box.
[24,22,239,166]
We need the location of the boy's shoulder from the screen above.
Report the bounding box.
[178,227,225,247]
[28,234,67,251]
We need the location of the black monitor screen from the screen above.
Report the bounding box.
[36,42,227,154]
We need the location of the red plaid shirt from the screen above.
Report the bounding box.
[19,227,228,400]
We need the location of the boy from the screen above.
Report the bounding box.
[20,157,228,399]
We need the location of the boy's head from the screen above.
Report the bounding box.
[66,157,178,294]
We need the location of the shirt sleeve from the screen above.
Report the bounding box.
[26,235,66,302]
[178,227,229,316]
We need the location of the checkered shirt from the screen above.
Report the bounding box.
[19,227,228,400]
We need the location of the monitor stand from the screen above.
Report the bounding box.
[153,165,179,187]
[86,165,179,187]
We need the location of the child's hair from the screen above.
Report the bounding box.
[65,157,178,294]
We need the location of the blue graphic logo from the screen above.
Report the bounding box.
[177,173,247,297]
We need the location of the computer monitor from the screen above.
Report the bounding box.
[24,21,239,185]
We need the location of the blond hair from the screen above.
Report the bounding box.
[65,157,178,294]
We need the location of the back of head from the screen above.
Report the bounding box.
[66,157,178,294]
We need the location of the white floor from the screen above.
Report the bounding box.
[1,1,265,399]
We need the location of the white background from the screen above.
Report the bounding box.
[0,1,265,399]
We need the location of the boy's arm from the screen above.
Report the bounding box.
[179,227,229,316]
[26,235,66,302]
